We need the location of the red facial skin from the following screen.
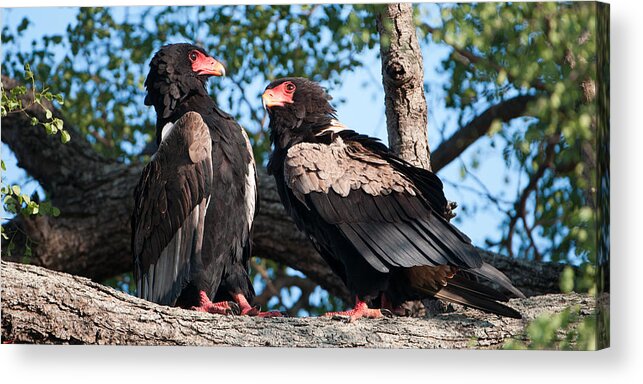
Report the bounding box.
[189,50,226,76]
[262,81,296,108]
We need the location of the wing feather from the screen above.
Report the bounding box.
[132,111,212,306]
[284,134,483,272]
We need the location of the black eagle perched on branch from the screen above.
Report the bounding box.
[263,77,525,321]
[132,43,279,317]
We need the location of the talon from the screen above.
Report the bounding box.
[240,305,260,316]
[380,308,394,318]
[231,293,284,317]
[188,291,236,315]
[228,301,241,315]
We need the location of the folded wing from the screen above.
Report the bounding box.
[132,112,213,305]
[284,134,483,273]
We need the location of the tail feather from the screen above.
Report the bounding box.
[433,284,523,319]
[471,263,526,299]
[448,275,510,302]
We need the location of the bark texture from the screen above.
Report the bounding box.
[376,3,431,170]
[1,261,597,347]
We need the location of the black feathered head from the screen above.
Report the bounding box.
[262,77,337,148]
[144,43,226,119]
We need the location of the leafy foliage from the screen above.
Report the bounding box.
[419,2,600,266]
[503,305,599,350]
[1,65,64,258]
[1,63,69,143]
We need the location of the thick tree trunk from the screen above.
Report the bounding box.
[1,261,597,347]
[376,3,431,170]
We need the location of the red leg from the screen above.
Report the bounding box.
[324,297,391,322]
[189,291,237,315]
[231,293,283,318]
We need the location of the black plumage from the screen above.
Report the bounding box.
[132,43,261,315]
[263,77,525,320]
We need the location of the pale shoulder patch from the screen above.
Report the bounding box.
[284,135,416,204]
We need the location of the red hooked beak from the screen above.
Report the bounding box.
[262,82,296,109]
[192,54,226,77]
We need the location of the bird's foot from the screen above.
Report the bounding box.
[324,299,393,323]
[189,291,239,315]
[232,293,284,318]
[380,294,409,316]
[190,300,239,315]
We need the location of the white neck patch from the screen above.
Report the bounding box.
[317,119,348,135]
[160,121,175,142]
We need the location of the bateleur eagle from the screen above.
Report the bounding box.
[263,77,525,321]
[132,43,279,317]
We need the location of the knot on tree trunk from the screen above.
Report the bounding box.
[384,57,409,85]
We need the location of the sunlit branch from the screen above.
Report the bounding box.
[505,135,559,258]
[431,95,536,172]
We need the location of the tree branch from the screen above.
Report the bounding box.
[376,3,431,170]
[431,95,536,172]
[1,261,597,347]
[505,136,560,257]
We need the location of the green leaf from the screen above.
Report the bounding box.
[23,63,33,80]
[560,266,575,293]
[11,185,21,196]
[45,109,53,120]
[30,117,39,126]
[61,130,71,144]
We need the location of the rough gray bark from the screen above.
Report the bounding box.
[1,261,597,347]
[376,3,431,170]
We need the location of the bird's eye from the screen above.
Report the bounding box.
[189,51,198,62]
[284,83,296,93]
